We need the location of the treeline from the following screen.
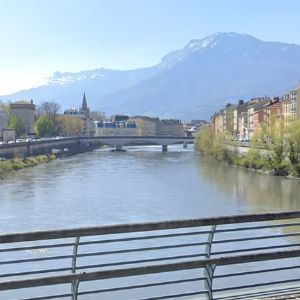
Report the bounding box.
[196,120,300,177]
[0,101,89,138]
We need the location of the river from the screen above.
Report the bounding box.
[1,145,300,299]
[0,145,299,233]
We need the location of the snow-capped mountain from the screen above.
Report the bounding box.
[2,32,300,119]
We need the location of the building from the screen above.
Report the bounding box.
[223,103,235,135]
[263,98,283,129]
[251,100,272,134]
[214,112,225,135]
[294,86,300,120]
[128,116,159,136]
[95,120,138,136]
[0,110,15,142]
[247,97,271,139]
[281,87,299,125]
[9,100,36,135]
[157,119,184,137]
[0,110,8,131]
[110,115,129,122]
[239,111,248,140]
[64,93,95,137]
[233,100,247,139]
[282,94,293,126]
[1,128,15,142]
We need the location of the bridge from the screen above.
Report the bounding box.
[1,211,300,299]
[85,136,194,152]
[0,136,194,158]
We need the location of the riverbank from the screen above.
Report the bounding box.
[0,155,56,179]
[195,127,300,178]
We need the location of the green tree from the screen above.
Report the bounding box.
[285,120,300,176]
[35,115,54,137]
[251,117,287,175]
[8,114,26,137]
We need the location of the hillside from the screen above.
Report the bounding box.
[2,32,300,120]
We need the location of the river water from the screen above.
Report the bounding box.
[0,145,299,233]
[1,145,300,299]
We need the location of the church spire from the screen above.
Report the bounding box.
[82,92,89,114]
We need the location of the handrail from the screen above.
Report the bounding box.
[2,211,300,299]
[2,249,300,291]
[1,210,300,243]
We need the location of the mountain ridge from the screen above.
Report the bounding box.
[2,32,300,120]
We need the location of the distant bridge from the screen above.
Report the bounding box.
[0,136,194,158]
[84,136,194,152]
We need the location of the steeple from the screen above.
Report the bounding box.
[81,92,89,114]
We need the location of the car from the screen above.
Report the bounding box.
[16,139,25,143]
[8,141,15,144]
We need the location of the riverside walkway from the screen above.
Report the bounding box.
[1,211,300,299]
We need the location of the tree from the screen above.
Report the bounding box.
[35,115,54,137]
[36,101,61,122]
[251,117,287,175]
[8,114,26,137]
[0,101,9,113]
[285,120,300,176]
[90,111,106,121]
[56,115,83,137]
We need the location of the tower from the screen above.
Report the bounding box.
[81,92,89,115]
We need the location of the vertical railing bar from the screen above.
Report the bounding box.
[71,236,80,300]
[204,224,217,300]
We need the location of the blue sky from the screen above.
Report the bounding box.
[0,0,299,94]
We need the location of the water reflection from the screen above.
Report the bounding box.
[195,154,300,213]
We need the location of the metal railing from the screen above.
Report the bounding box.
[1,211,300,299]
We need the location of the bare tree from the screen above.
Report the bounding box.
[90,111,106,121]
[36,101,61,123]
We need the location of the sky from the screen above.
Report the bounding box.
[0,0,299,95]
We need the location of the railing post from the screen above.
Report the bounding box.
[204,225,216,300]
[71,236,80,300]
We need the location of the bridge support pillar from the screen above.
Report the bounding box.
[183,141,188,149]
[162,145,168,152]
[115,145,123,151]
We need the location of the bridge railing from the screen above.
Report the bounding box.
[1,211,300,299]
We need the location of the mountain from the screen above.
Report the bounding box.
[2,32,300,120]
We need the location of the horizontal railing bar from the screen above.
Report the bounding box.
[77,277,205,295]
[214,277,300,293]
[76,253,207,270]
[213,232,300,244]
[217,285,300,300]
[211,242,300,256]
[2,211,300,243]
[0,266,72,278]
[137,291,207,300]
[77,242,207,258]
[78,230,211,246]
[0,242,75,253]
[214,264,300,279]
[2,249,300,291]
[20,293,72,300]
[0,254,73,266]
[215,221,300,233]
